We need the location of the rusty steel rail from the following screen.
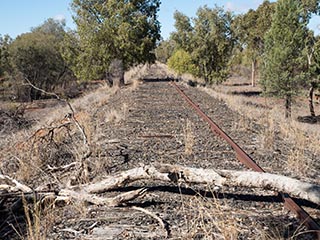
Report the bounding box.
[171,81,320,238]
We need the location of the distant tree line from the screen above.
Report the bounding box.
[0,19,75,101]
[157,0,320,118]
[0,0,161,101]
[1,0,320,118]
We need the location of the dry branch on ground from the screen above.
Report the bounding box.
[1,164,319,205]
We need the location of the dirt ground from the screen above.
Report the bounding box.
[0,64,319,239]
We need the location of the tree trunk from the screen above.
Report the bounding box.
[109,59,125,87]
[119,71,125,87]
[285,94,292,119]
[309,82,316,117]
[251,59,257,87]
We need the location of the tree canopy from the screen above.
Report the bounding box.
[0,34,12,78]
[261,0,309,118]
[168,6,234,84]
[232,1,276,86]
[66,0,161,83]
[155,39,176,64]
[192,6,234,83]
[170,11,193,52]
[9,19,73,100]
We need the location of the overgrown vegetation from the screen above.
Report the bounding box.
[167,49,196,77]
[232,1,275,87]
[164,6,234,84]
[63,0,161,85]
[156,0,320,118]
[0,0,161,102]
[1,0,320,117]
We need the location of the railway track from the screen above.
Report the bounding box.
[87,75,320,239]
[1,63,319,239]
[171,81,320,238]
[8,66,312,239]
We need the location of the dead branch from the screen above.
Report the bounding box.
[47,162,80,172]
[56,188,147,206]
[0,174,32,193]
[24,78,89,148]
[29,122,71,144]
[24,78,92,183]
[79,164,320,205]
[1,164,319,206]
[132,206,169,238]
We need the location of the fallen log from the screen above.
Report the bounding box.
[79,164,320,205]
[56,188,147,206]
[1,164,319,205]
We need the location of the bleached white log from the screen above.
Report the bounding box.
[0,174,32,193]
[57,188,147,206]
[80,164,320,205]
[1,164,319,205]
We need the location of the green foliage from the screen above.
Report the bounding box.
[155,39,176,64]
[0,34,12,77]
[170,6,234,84]
[61,30,105,81]
[307,35,320,88]
[9,19,73,100]
[167,49,196,76]
[68,0,161,81]
[31,18,66,41]
[261,0,308,117]
[192,6,234,84]
[170,11,193,52]
[232,1,275,62]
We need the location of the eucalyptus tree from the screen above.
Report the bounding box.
[305,32,320,116]
[300,0,320,116]
[261,0,309,118]
[0,34,12,77]
[68,0,161,85]
[232,1,275,86]
[169,6,234,84]
[9,19,72,100]
[170,11,193,52]
[192,6,234,84]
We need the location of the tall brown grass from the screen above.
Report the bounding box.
[201,86,320,180]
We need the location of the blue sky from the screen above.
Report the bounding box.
[0,0,319,40]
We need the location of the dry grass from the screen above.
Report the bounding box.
[286,148,310,175]
[181,193,241,239]
[105,103,128,124]
[125,64,147,83]
[232,114,253,132]
[22,196,44,240]
[0,81,123,191]
[183,120,194,155]
[258,112,277,151]
[19,194,57,240]
[179,187,311,239]
[131,78,141,90]
[73,83,117,111]
[201,85,320,180]
[0,81,122,239]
